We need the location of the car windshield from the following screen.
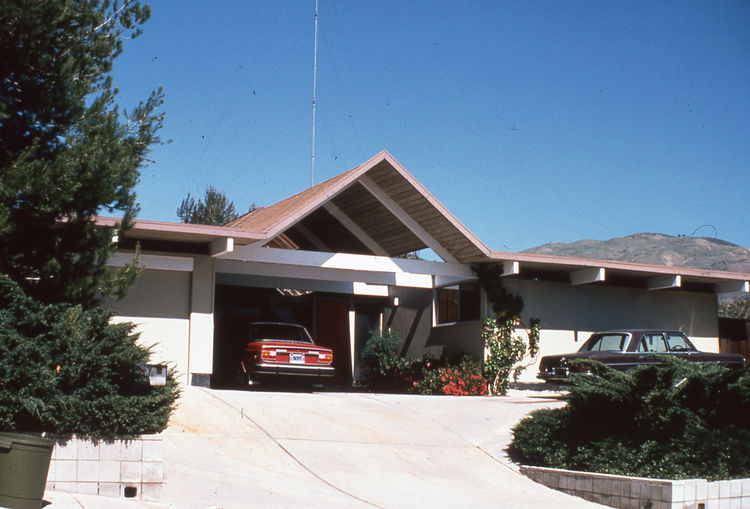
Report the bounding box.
[579,333,628,352]
[249,323,313,343]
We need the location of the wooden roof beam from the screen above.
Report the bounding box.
[647,274,681,291]
[323,202,388,256]
[571,267,606,286]
[358,175,458,263]
[209,236,234,257]
[294,223,331,252]
[716,280,749,294]
[502,261,520,276]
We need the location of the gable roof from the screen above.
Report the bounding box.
[96,151,749,295]
[226,150,491,263]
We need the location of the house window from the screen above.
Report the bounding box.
[436,283,481,324]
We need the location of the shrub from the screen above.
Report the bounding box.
[359,329,412,392]
[482,318,540,395]
[510,357,750,480]
[0,275,179,440]
[440,356,488,396]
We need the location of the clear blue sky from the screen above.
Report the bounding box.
[112,1,750,251]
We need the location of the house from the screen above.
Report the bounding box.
[100,150,750,385]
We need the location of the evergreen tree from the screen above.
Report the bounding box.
[177,186,240,226]
[0,0,178,437]
[0,0,163,305]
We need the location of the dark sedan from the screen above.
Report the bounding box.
[538,329,746,382]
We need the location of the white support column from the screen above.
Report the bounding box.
[358,175,458,263]
[647,274,681,291]
[323,202,388,256]
[570,267,605,286]
[188,256,215,385]
[348,308,356,381]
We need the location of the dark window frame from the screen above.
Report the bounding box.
[435,282,481,325]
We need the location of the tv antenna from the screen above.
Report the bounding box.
[310,0,319,187]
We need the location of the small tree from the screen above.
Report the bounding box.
[177,186,241,226]
[719,298,750,320]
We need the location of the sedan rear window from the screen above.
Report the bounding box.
[580,334,628,352]
[249,323,313,343]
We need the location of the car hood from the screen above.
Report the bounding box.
[539,351,618,366]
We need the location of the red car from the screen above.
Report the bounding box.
[235,322,335,386]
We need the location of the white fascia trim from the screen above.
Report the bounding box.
[358,175,458,263]
[216,258,434,289]
[352,282,389,297]
[323,202,388,256]
[221,245,472,279]
[570,267,606,286]
[108,252,194,272]
[647,274,681,291]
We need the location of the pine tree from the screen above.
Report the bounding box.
[177,186,240,226]
[0,0,163,305]
[0,0,178,437]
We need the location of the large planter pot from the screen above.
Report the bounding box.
[0,433,54,509]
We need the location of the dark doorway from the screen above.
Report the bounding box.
[316,299,351,386]
[354,301,384,382]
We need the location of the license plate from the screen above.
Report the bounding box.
[289,352,305,364]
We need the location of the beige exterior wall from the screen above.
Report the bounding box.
[108,268,191,384]
[501,279,720,382]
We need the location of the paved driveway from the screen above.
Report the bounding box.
[158,386,604,508]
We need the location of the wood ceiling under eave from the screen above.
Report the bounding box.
[278,159,489,263]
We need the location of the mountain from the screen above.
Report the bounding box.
[523,233,750,274]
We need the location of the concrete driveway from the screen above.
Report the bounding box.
[157,386,604,509]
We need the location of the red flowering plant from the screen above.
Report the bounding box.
[438,356,488,396]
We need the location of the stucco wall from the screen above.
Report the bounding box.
[503,279,720,382]
[385,287,443,359]
[381,280,719,383]
[108,269,191,384]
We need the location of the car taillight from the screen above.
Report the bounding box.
[318,352,332,364]
[261,349,277,361]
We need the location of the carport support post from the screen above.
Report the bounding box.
[188,255,215,386]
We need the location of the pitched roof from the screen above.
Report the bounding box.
[226,150,490,263]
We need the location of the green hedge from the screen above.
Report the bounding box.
[510,357,750,480]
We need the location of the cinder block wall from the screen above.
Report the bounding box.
[46,435,163,501]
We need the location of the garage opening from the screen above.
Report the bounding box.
[212,285,385,389]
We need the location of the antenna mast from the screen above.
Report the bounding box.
[310,0,319,187]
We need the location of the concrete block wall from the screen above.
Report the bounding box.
[521,465,750,509]
[45,435,163,501]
